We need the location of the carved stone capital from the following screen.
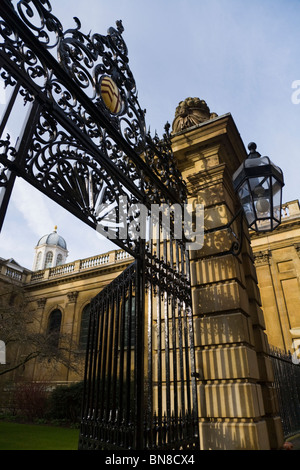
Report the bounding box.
[254,250,272,266]
[67,291,79,302]
[36,298,46,308]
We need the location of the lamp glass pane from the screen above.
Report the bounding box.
[249,176,271,220]
[238,181,255,226]
[272,176,282,222]
[256,219,272,232]
[244,156,270,168]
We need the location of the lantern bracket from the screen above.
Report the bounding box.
[204,206,245,258]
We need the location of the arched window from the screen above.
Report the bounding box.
[79,304,90,350]
[44,251,53,269]
[56,254,63,266]
[47,309,62,348]
[35,251,42,271]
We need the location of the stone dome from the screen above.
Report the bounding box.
[37,227,67,250]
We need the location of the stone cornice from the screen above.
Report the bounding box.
[172,113,248,175]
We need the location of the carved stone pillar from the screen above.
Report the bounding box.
[172,101,284,450]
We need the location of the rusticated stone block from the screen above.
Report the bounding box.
[265,416,284,450]
[199,420,270,450]
[247,299,266,329]
[260,384,279,415]
[192,281,249,315]
[199,345,260,380]
[257,354,275,382]
[253,327,270,353]
[190,255,245,287]
[204,383,265,418]
[194,312,254,347]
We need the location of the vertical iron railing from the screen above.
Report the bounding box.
[143,219,199,449]
[79,263,138,450]
[79,222,200,450]
[269,346,300,437]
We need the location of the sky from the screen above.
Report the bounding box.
[1,0,300,269]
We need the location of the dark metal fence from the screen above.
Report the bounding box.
[79,236,199,450]
[269,346,300,437]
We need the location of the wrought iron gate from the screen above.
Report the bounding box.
[0,0,199,450]
[80,241,198,450]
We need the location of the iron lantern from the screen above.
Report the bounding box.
[232,142,284,232]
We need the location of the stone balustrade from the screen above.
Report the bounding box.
[5,267,23,282]
[281,200,300,219]
[27,249,133,283]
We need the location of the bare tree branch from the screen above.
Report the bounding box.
[0,284,83,378]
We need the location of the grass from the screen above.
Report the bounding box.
[0,421,79,450]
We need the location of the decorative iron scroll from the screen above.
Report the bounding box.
[0,0,199,450]
[0,0,187,252]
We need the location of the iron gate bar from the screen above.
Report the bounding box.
[0,95,42,230]
[0,81,20,138]
[134,248,146,449]
[0,82,20,231]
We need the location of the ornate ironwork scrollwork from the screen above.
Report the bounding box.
[21,108,143,254]
[0,134,16,178]
[0,160,11,189]
[16,0,63,48]
[55,16,146,152]
[144,123,187,202]
[0,0,185,206]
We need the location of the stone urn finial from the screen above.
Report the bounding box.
[172,97,218,134]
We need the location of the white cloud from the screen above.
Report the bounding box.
[11,179,55,238]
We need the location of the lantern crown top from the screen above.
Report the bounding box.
[248,142,261,159]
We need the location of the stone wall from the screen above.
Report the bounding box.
[172,112,284,450]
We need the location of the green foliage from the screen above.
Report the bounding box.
[48,381,84,424]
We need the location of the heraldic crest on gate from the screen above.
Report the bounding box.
[0,0,199,449]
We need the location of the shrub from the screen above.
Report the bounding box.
[48,382,84,424]
[13,382,49,421]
